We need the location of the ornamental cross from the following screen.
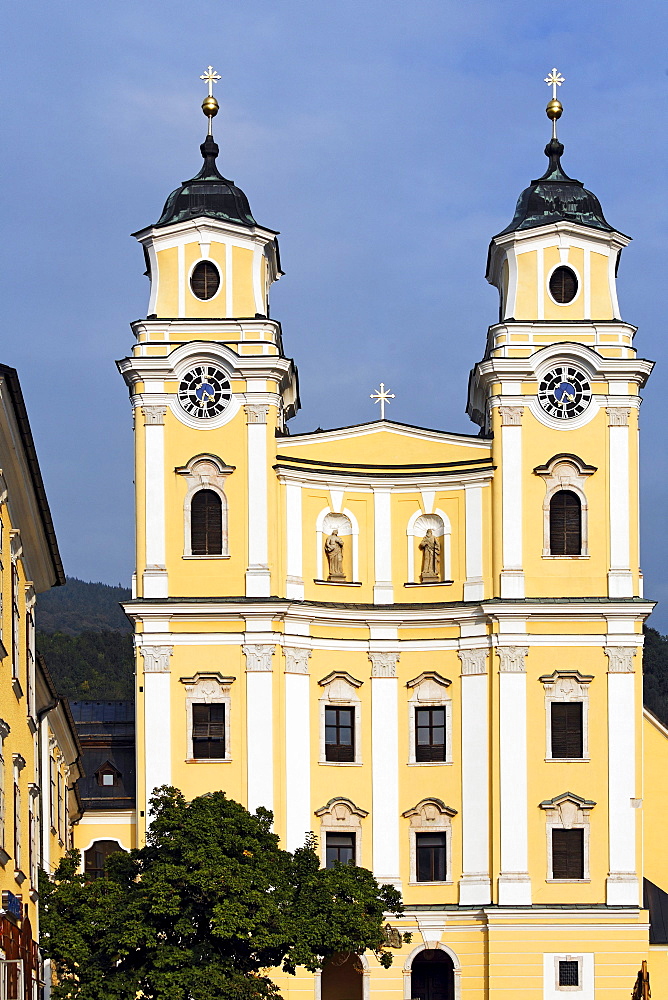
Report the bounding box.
[200,65,221,97]
[370,382,395,420]
[544,67,565,100]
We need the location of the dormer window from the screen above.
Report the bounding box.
[95,762,121,788]
[549,266,578,304]
[191,260,220,300]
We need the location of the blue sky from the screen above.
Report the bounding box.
[2,1,667,627]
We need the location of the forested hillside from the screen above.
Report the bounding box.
[36,577,134,700]
[34,579,668,719]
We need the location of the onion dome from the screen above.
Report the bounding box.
[496,137,613,237]
[155,133,257,229]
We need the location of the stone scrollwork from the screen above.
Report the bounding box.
[497,646,528,673]
[242,644,275,672]
[458,649,488,676]
[606,406,632,427]
[142,405,167,426]
[498,405,524,426]
[604,646,636,673]
[283,647,312,674]
[368,652,400,677]
[140,645,173,674]
[244,403,270,425]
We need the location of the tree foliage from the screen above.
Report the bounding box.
[643,626,668,726]
[40,788,405,1000]
[36,630,134,700]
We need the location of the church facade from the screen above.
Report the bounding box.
[76,75,668,998]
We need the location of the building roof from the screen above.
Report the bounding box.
[496,138,616,238]
[154,134,258,230]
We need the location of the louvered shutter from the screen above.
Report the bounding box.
[550,490,582,555]
[552,828,584,879]
[549,266,578,304]
[191,261,220,300]
[192,703,225,759]
[551,702,583,758]
[191,489,223,555]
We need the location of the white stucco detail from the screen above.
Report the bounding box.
[373,489,393,603]
[285,482,304,598]
[608,420,632,597]
[464,485,484,600]
[606,670,638,904]
[459,667,490,903]
[246,670,274,815]
[245,414,270,596]
[143,413,168,598]
[285,671,311,851]
[371,672,401,888]
[498,669,531,904]
[500,415,524,598]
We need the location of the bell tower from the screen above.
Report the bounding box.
[467,70,653,600]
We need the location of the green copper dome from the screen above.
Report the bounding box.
[156,134,258,229]
[497,139,614,237]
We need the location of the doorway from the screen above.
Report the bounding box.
[410,948,454,1000]
[321,952,364,1000]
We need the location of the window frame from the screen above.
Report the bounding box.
[325,831,356,868]
[407,672,452,766]
[315,796,367,869]
[414,705,447,763]
[546,264,580,307]
[192,702,226,760]
[415,831,448,883]
[180,672,235,763]
[540,792,595,883]
[189,259,222,302]
[318,672,363,766]
[541,670,593,763]
[549,490,582,556]
[178,456,234,560]
[190,488,224,556]
[534,455,595,560]
[324,705,355,762]
[403,797,456,886]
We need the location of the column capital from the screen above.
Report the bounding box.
[497,645,528,673]
[244,403,270,425]
[604,646,636,673]
[283,646,311,674]
[142,405,167,425]
[368,651,399,677]
[498,405,524,426]
[458,648,488,675]
[140,645,173,673]
[606,406,631,427]
[243,643,275,672]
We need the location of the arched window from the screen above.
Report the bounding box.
[550,490,582,555]
[191,489,222,555]
[84,840,124,881]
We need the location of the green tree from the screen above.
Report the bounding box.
[40,787,406,1000]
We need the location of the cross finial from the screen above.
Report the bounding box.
[544,68,565,100]
[370,382,395,420]
[201,65,221,97]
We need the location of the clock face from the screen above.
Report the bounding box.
[538,366,592,420]
[178,366,232,418]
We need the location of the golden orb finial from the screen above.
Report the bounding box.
[544,68,565,139]
[200,65,222,136]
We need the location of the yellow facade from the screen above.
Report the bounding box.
[68,101,668,999]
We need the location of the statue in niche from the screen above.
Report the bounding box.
[419,528,440,583]
[325,528,346,581]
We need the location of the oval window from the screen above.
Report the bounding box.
[549,266,578,304]
[191,260,220,301]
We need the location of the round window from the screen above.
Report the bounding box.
[191,260,220,301]
[549,266,578,304]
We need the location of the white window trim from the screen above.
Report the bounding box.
[540,792,595,883]
[543,953,594,1000]
[533,454,596,558]
[176,455,234,558]
[180,672,235,762]
[314,796,368,868]
[315,507,359,582]
[406,508,452,583]
[540,670,593,762]
[188,256,223,303]
[406,671,452,765]
[318,671,363,765]
[403,797,457,885]
[546,262,582,307]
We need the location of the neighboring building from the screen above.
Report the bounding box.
[0,366,65,999]
[76,71,668,998]
[69,700,136,874]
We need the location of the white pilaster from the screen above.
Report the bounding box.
[499,406,524,598]
[497,645,531,904]
[243,644,274,814]
[373,490,393,604]
[369,652,401,888]
[458,649,491,904]
[607,408,633,598]
[140,645,173,814]
[605,646,638,905]
[285,482,304,599]
[142,406,168,598]
[284,647,311,851]
[464,485,484,601]
[245,404,271,596]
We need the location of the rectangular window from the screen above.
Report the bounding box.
[325,706,354,762]
[13,781,20,870]
[192,703,225,759]
[49,757,56,831]
[415,706,446,762]
[11,564,19,682]
[57,771,64,841]
[559,961,580,987]
[552,828,584,880]
[551,702,583,758]
[325,832,355,868]
[416,832,447,882]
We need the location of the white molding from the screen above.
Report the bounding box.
[187,255,223,305]
[242,644,275,672]
[407,673,452,765]
[498,668,531,904]
[371,671,401,888]
[246,669,274,815]
[541,670,593,761]
[608,419,631,596]
[403,798,456,885]
[180,672,234,760]
[143,412,167,598]
[497,646,528,673]
[543,954,594,1000]
[460,664,490,903]
[606,670,638,904]
[285,671,311,851]
[368,651,400,678]
[245,412,270,596]
[464,485,484,600]
[545,260,582,308]
[178,456,232,557]
[458,648,487,676]
[140,645,173,673]
[500,415,524,598]
[373,489,393,603]
[540,793,595,881]
[144,670,171,814]
[318,673,362,764]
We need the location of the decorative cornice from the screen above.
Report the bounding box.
[242,644,275,672]
[0,719,10,742]
[244,403,270,425]
[497,646,528,673]
[402,797,458,819]
[368,651,400,677]
[539,791,596,810]
[458,649,488,676]
[142,405,167,426]
[539,669,594,687]
[12,753,26,771]
[140,645,173,673]
[318,670,363,689]
[498,405,524,426]
[604,646,636,673]
[179,672,235,693]
[315,796,368,819]
[283,646,312,674]
[406,670,451,689]
[606,406,631,427]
